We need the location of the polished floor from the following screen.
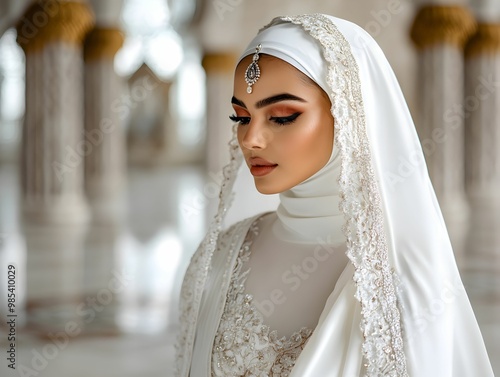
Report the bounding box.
[0,163,498,376]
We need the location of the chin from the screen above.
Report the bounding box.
[253,180,289,195]
[255,186,277,195]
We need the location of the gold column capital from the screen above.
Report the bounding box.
[465,23,500,58]
[202,52,238,74]
[410,5,476,50]
[16,1,94,54]
[84,28,124,62]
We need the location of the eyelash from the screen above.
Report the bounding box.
[270,112,301,125]
[229,112,301,126]
[229,115,251,125]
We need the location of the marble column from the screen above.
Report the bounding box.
[23,225,87,333]
[80,0,126,334]
[201,52,238,174]
[15,0,94,334]
[410,5,476,223]
[463,23,500,269]
[464,24,500,205]
[16,0,94,225]
[84,27,126,224]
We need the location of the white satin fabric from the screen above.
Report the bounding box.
[240,21,330,95]
[221,19,349,348]
[288,15,492,376]
[272,144,346,246]
[240,211,350,339]
[176,14,494,377]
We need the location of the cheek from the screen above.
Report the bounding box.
[236,127,245,148]
[281,116,332,161]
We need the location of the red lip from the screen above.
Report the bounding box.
[249,157,277,167]
[248,157,278,177]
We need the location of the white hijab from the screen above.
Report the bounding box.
[177,14,494,377]
[238,21,346,247]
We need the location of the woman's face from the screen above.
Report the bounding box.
[232,54,334,194]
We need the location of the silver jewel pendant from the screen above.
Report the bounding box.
[245,44,262,94]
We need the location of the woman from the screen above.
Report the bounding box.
[175,14,494,376]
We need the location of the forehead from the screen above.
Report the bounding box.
[235,53,296,76]
[233,54,329,105]
[234,55,311,93]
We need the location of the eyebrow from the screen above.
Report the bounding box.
[231,93,306,109]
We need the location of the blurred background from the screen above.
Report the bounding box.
[0,0,498,375]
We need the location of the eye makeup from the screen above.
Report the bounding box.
[269,112,301,125]
[229,115,251,125]
[229,112,302,126]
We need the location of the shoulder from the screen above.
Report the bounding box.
[220,210,275,240]
[185,211,274,275]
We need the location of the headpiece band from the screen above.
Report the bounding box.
[244,44,262,93]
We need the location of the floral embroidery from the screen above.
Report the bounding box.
[212,216,313,377]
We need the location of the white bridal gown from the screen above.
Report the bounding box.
[211,212,351,376]
[174,13,495,377]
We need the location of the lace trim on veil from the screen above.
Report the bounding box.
[261,14,409,377]
[174,124,244,377]
[175,13,409,377]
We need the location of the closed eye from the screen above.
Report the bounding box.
[229,115,251,125]
[269,112,301,126]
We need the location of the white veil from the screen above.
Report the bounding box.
[177,14,494,377]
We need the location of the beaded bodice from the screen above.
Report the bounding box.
[211,216,314,376]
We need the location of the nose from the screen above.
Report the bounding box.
[240,120,270,150]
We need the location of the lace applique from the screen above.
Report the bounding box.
[212,216,313,377]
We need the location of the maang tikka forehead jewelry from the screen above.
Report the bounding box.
[245,44,262,94]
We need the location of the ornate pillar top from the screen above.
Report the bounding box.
[465,23,500,58]
[201,52,238,74]
[16,0,94,53]
[411,5,477,50]
[84,28,124,62]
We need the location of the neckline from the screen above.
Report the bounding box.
[236,212,315,345]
